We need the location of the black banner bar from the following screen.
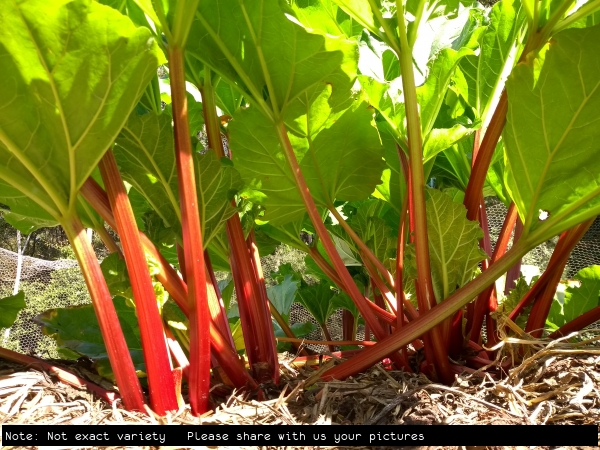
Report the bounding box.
[2,424,597,446]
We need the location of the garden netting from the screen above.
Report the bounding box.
[2,197,600,356]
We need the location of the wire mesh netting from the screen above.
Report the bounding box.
[2,197,600,356]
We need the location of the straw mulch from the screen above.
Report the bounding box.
[1,331,599,449]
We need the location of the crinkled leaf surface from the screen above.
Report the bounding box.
[188,0,357,119]
[195,152,244,246]
[547,265,600,330]
[418,47,474,139]
[231,99,385,224]
[0,291,26,328]
[504,26,600,236]
[406,189,487,301]
[426,189,486,300]
[289,0,364,38]
[329,0,381,39]
[0,0,163,221]
[296,282,338,325]
[114,111,242,246]
[114,111,181,230]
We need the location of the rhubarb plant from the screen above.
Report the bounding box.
[2,0,600,418]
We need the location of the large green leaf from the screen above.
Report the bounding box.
[504,26,600,237]
[0,0,163,222]
[330,0,381,37]
[115,110,243,246]
[35,296,145,378]
[418,48,474,137]
[288,0,364,38]
[114,111,181,230]
[406,189,487,301]
[267,274,299,322]
[0,292,27,328]
[0,204,57,234]
[547,265,600,330]
[457,0,525,121]
[296,282,338,325]
[187,0,357,119]
[195,152,244,246]
[231,99,385,224]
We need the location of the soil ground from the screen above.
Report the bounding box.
[0,333,599,449]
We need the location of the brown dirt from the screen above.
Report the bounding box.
[0,331,599,449]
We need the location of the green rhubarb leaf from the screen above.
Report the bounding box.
[0,292,26,328]
[485,140,511,206]
[195,152,244,246]
[187,0,357,119]
[331,290,360,321]
[498,275,535,329]
[329,0,381,39]
[288,0,364,38]
[231,98,385,224]
[426,189,487,300]
[423,124,473,161]
[214,78,244,118]
[418,47,474,140]
[115,111,243,246]
[271,263,304,285]
[504,26,600,237]
[406,189,487,301]
[457,0,525,120]
[359,76,406,143]
[366,217,397,263]
[547,265,600,330]
[0,0,163,222]
[0,206,57,235]
[114,111,180,231]
[296,282,338,325]
[217,276,235,312]
[258,220,310,252]
[35,296,145,378]
[267,274,300,322]
[274,320,315,352]
[430,136,472,191]
[100,253,133,299]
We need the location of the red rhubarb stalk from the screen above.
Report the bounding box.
[205,251,235,348]
[549,305,600,338]
[469,202,518,343]
[80,179,253,390]
[321,237,531,381]
[247,230,281,381]
[525,218,595,337]
[61,215,145,411]
[463,92,508,221]
[509,220,592,323]
[164,324,190,379]
[275,124,409,370]
[99,150,178,415]
[169,46,211,415]
[200,71,278,382]
[505,217,524,295]
[276,337,376,347]
[330,207,396,290]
